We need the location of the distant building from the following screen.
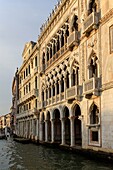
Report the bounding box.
[10,69,19,135]
[13,0,113,154]
[0,113,11,134]
[15,41,39,139]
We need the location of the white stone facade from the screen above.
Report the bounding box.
[14,0,113,153]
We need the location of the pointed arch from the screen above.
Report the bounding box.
[88,50,99,78]
[87,0,98,15]
[89,102,99,124]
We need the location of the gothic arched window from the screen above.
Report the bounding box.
[70,15,78,32]
[89,55,98,79]
[88,0,97,15]
[90,104,99,124]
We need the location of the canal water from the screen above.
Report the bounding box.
[0,139,113,170]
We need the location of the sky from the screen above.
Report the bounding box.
[0,0,58,115]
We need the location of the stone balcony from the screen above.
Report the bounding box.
[23,74,31,85]
[16,108,36,119]
[17,89,39,105]
[40,65,45,75]
[83,12,99,36]
[66,85,82,101]
[67,30,79,50]
[46,44,67,69]
[38,101,46,110]
[83,77,100,98]
[34,66,38,74]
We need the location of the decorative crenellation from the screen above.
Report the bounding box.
[38,0,71,43]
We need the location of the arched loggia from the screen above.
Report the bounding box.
[74,104,82,145]
[54,109,61,143]
[42,112,45,141]
[64,107,70,145]
[47,111,51,141]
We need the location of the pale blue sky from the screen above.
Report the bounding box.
[0,0,57,115]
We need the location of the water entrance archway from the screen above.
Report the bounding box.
[74,104,82,145]
[54,109,61,144]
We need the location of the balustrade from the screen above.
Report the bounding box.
[34,66,38,74]
[66,85,82,100]
[23,74,31,85]
[83,12,99,35]
[67,30,79,49]
[61,92,64,100]
[46,43,67,69]
[56,94,60,102]
[17,89,39,105]
[52,96,55,103]
[83,77,100,97]
[16,108,35,119]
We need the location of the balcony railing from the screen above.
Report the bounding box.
[34,66,38,74]
[66,85,82,100]
[83,77,100,97]
[56,94,60,102]
[83,12,99,35]
[61,92,64,100]
[46,44,67,69]
[17,89,39,105]
[16,109,35,119]
[23,74,31,85]
[40,65,45,75]
[67,30,79,50]
[52,96,55,103]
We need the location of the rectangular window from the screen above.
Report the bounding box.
[24,87,25,95]
[26,85,28,93]
[24,71,25,79]
[26,68,28,77]
[24,105,26,111]
[35,99,37,108]
[28,65,30,74]
[92,131,98,142]
[110,25,113,53]
[35,56,37,67]
[29,103,31,110]
[29,83,31,91]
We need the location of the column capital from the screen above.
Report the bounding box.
[69,116,77,120]
[50,119,55,122]
[60,117,66,121]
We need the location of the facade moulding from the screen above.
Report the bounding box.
[102,81,113,91]
[18,44,38,74]
[38,0,73,43]
[100,8,113,26]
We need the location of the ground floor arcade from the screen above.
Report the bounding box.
[16,101,101,148]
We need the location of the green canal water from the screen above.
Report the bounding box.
[0,139,113,170]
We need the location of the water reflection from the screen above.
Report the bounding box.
[0,139,112,170]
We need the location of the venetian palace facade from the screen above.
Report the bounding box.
[12,0,113,153]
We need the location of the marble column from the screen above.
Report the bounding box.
[26,119,28,138]
[58,80,61,101]
[70,116,75,147]
[51,85,53,103]
[39,121,43,141]
[36,118,39,139]
[61,118,66,145]
[48,88,50,105]
[45,120,49,142]
[51,119,55,143]
[55,80,57,103]
[44,89,46,107]
[64,77,66,100]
